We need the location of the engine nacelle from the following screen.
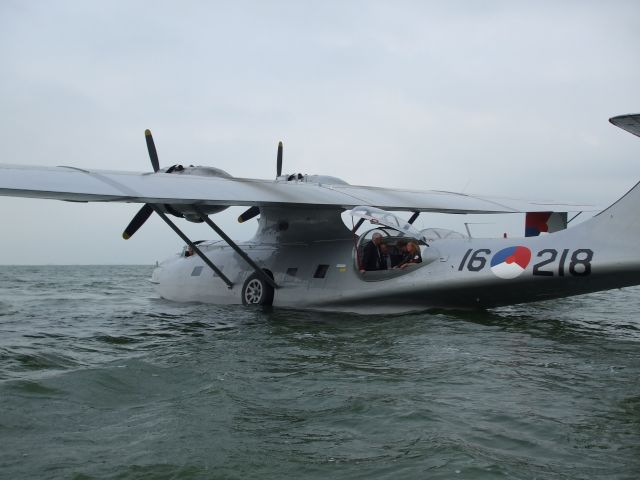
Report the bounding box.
[161,164,232,178]
[161,165,232,221]
[277,173,349,185]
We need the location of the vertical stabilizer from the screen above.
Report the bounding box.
[525,211,568,237]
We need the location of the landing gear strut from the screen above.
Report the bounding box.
[193,205,278,290]
[151,206,234,288]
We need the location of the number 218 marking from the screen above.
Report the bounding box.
[532,248,592,276]
[458,248,593,277]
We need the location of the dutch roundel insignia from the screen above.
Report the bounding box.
[490,246,532,279]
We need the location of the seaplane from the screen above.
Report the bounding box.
[1,114,639,313]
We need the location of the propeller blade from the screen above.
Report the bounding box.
[122,204,154,239]
[145,129,160,172]
[237,206,260,223]
[276,141,283,177]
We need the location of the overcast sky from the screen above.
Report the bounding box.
[1,1,639,264]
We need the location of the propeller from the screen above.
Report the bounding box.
[237,206,260,224]
[122,204,153,240]
[122,129,161,240]
[276,141,283,177]
[237,141,283,224]
[145,129,160,172]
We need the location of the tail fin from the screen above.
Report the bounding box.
[576,114,640,242]
[525,211,567,237]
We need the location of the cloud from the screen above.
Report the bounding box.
[1,1,639,264]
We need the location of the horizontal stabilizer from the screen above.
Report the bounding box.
[610,114,640,138]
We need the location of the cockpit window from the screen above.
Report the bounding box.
[355,227,431,281]
[420,227,468,242]
[348,206,440,281]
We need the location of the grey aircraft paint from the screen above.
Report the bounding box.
[151,174,640,313]
[3,114,640,314]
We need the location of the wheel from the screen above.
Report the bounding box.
[241,272,274,306]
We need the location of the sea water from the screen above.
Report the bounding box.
[0,265,639,479]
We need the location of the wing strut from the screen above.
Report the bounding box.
[193,206,278,290]
[151,205,234,289]
[408,212,420,225]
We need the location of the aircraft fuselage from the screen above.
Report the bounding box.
[151,220,640,314]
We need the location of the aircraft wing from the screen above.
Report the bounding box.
[0,164,590,214]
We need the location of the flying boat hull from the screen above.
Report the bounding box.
[150,175,640,313]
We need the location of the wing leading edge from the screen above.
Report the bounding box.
[0,163,591,215]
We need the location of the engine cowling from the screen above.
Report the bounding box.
[162,165,232,221]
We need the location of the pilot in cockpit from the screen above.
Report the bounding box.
[396,241,422,269]
[379,243,392,270]
[360,232,384,272]
[390,239,406,267]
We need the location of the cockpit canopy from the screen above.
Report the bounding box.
[347,205,428,244]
